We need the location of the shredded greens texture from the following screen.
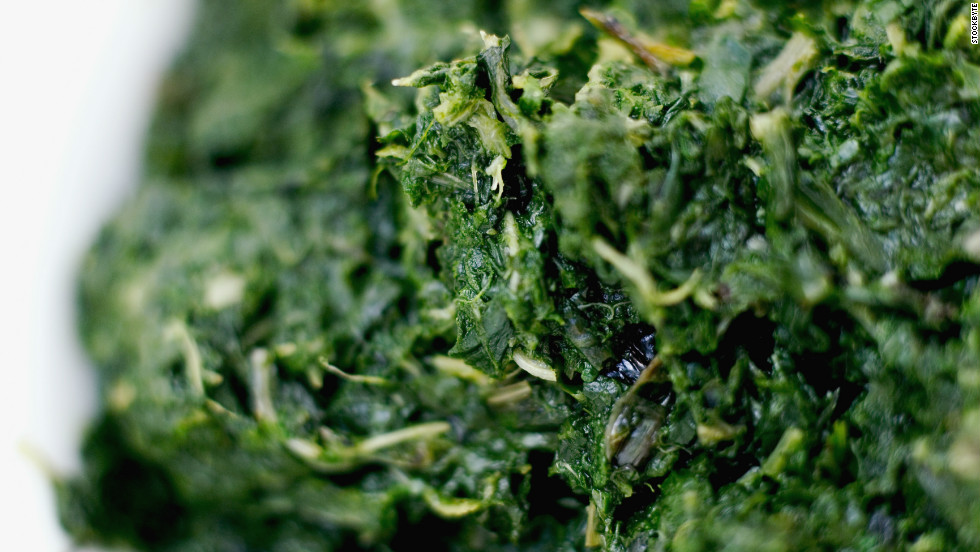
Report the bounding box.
[60,0,980,550]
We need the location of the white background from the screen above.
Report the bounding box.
[0,1,193,547]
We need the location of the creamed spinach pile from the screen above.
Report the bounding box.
[59,0,980,550]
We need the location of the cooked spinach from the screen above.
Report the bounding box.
[59,0,980,550]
